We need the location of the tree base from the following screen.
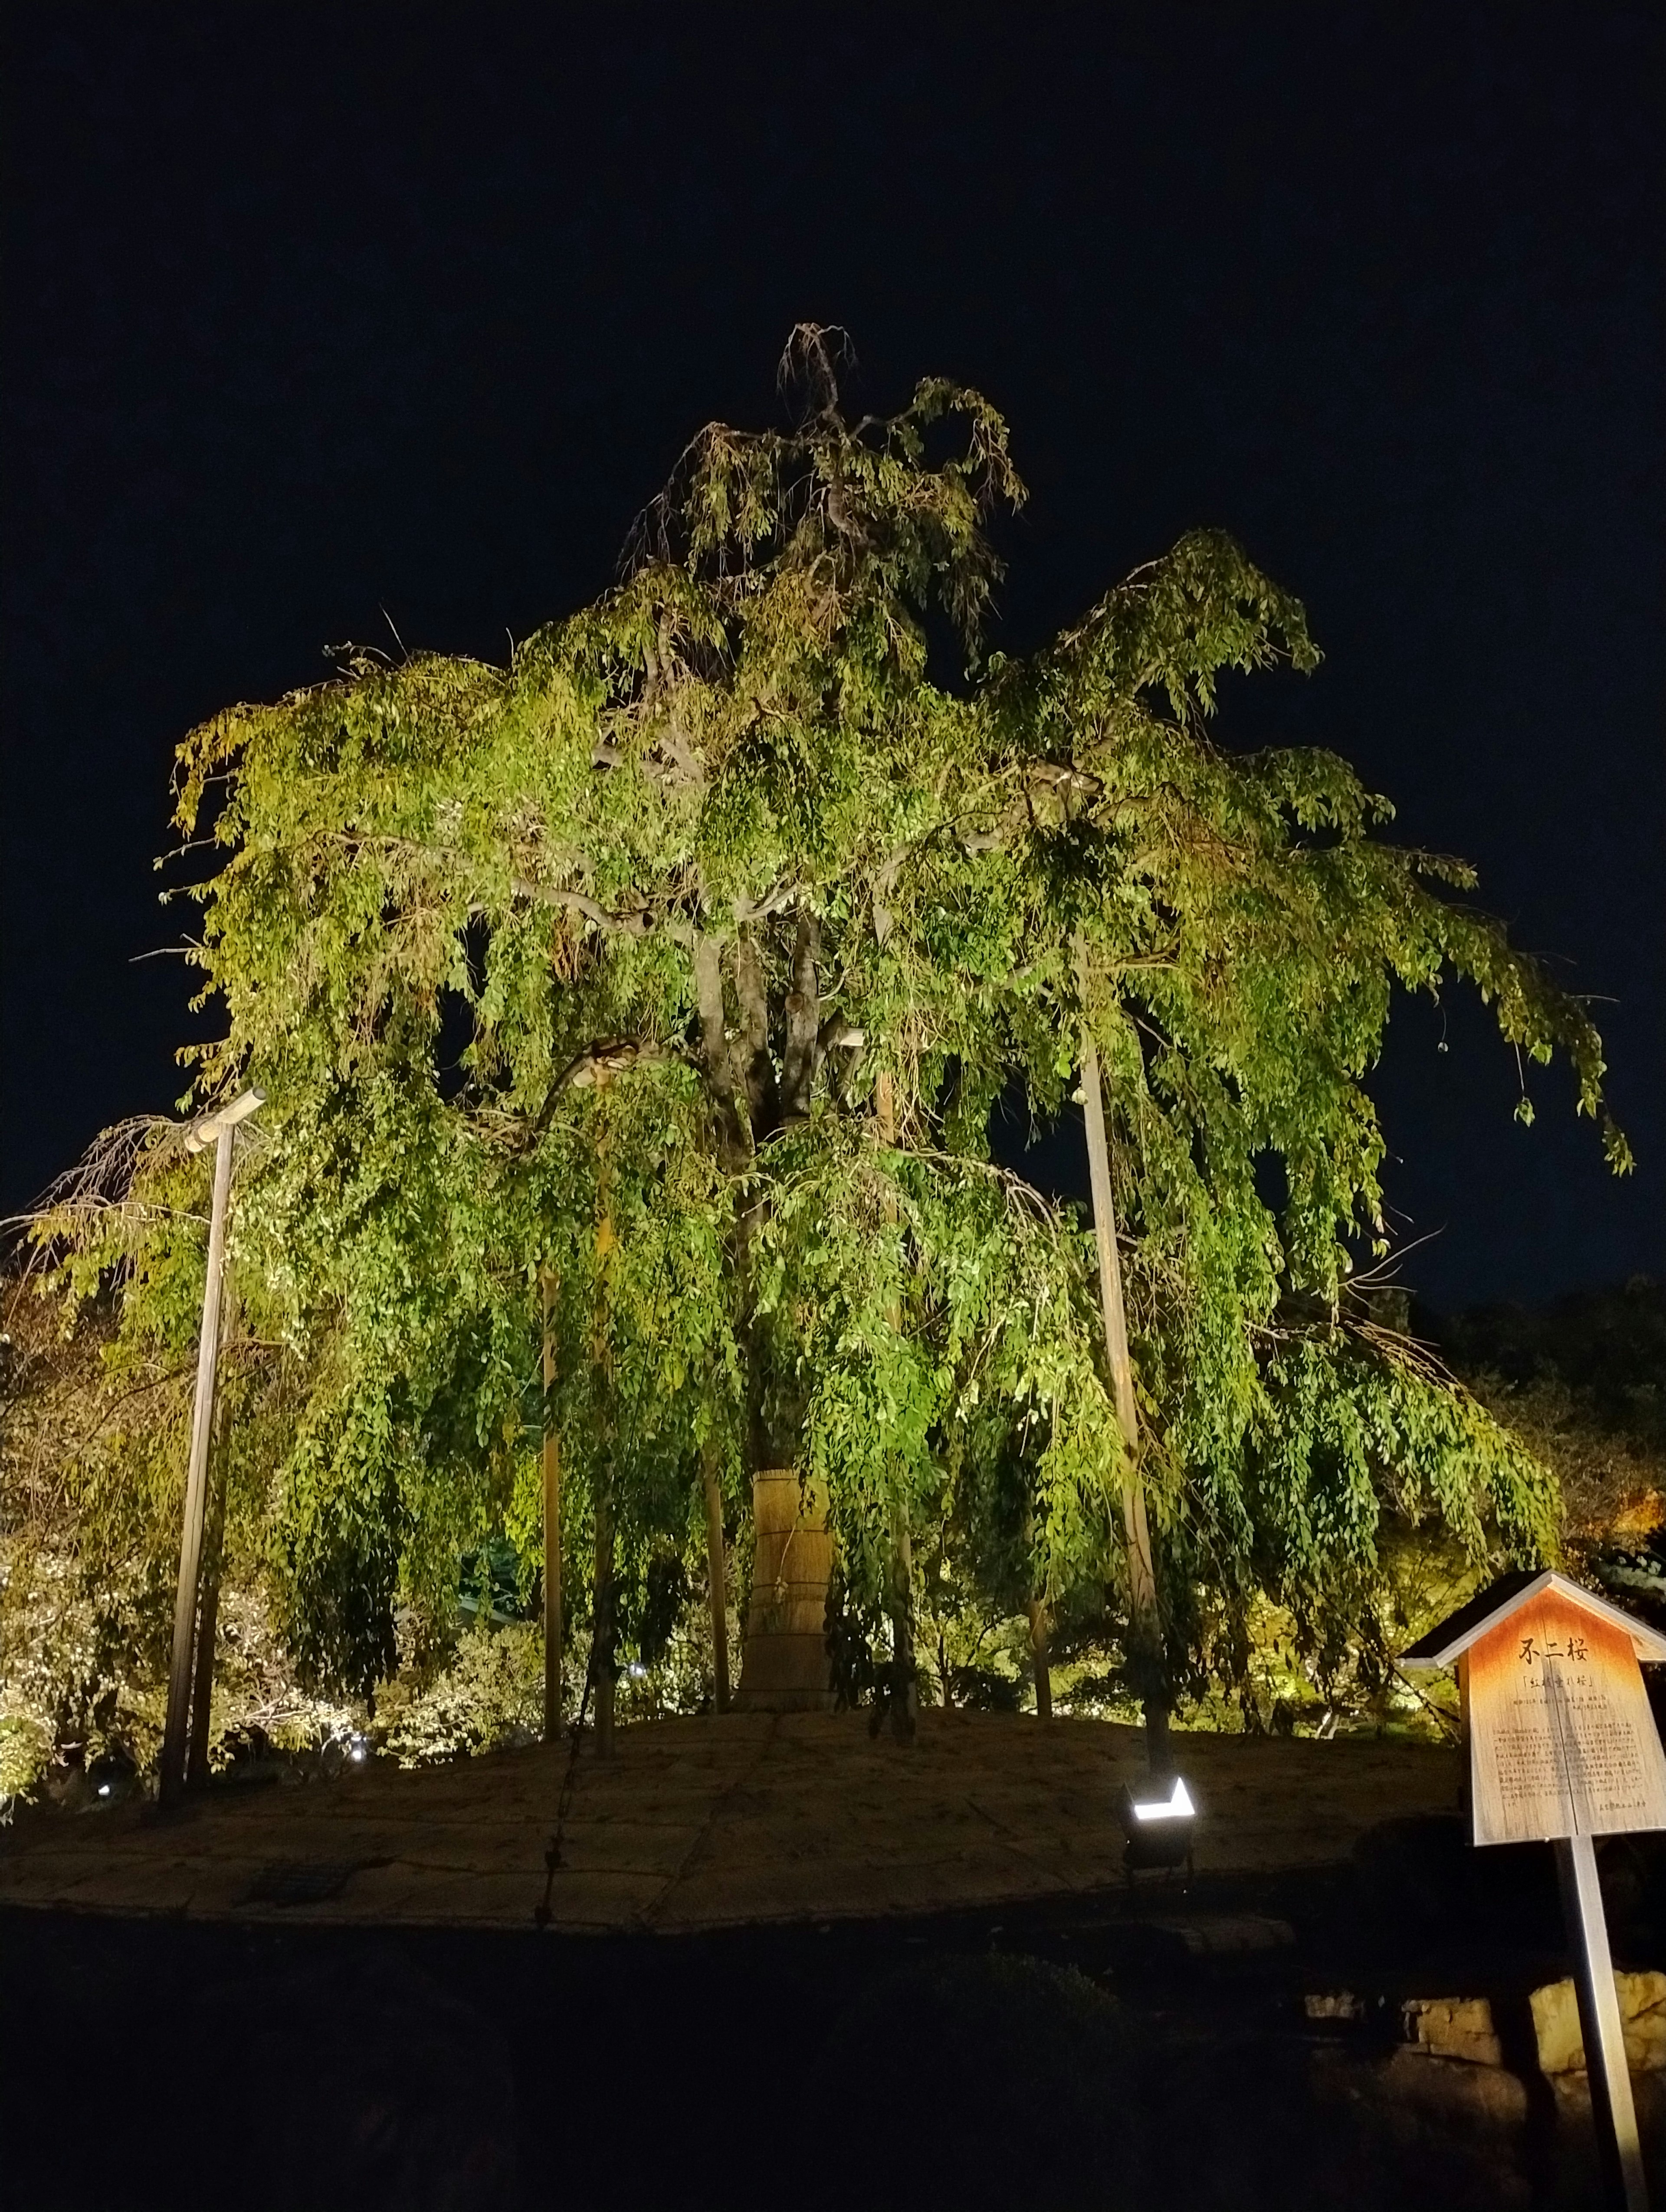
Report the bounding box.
[734,1469,836,1712]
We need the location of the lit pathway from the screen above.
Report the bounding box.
[0,1710,1460,1932]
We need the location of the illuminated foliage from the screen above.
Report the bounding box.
[30,329,1625,1698]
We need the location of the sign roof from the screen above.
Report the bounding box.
[1403,1569,1666,1668]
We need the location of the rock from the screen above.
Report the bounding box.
[1309,2045,1536,2209]
[1531,1970,1666,2074]
[1403,1996,1505,2067]
[1153,1912,1295,1955]
[1377,2043,1531,2125]
[1305,1990,1367,2021]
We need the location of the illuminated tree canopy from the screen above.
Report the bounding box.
[36,328,1627,1705]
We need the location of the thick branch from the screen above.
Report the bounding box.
[590,714,704,791]
[692,936,750,1170]
[652,709,705,789]
[733,878,797,927]
[734,928,780,1141]
[779,910,822,1123]
[511,880,653,938]
[530,1038,673,1138]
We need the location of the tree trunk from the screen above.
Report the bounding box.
[734,1469,836,1710]
[693,913,846,1715]
[1028,1600,1053,1723]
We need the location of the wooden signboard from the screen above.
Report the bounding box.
[1465,1584,1666,1847]
[1408,1570,1666,2212]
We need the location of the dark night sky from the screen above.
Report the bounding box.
[3,5,1660,1314]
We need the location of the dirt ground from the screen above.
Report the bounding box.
[0,1708,1463,1930]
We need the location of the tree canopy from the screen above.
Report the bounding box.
[31,328,1627,1710]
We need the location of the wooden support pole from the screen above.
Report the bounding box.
[590,1184,618,1759]
[701,1438,731,1714]
[185,1505,223,1789]
[888,1502,917,1743]
[594,1483,615,1759]
[160,1122,237,1807]
[1557,1833,1650,2212]
[1076,945,1171,1777]
[875,1071,917,1743]
[541,1268,563,1744]
[185,1264,236,1791]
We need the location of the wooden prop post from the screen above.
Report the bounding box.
[700,1438,731,1713]
[1075,946,1169,1776]
[874,1071,917,1743]
[186,1263,236,1791]
[593,1484,615,1758]
[1408,1570,1666,2212]
[591,1194,617,1757]
[160,1088,261,1808]
[184,1460,225,1790]
[541,1268,563,1744]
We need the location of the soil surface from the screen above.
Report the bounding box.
[0,1708,1462,1930]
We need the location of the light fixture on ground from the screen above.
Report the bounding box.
[1117,1773,1197,1872]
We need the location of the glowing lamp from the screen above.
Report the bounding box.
[1117,1774,1197,1872]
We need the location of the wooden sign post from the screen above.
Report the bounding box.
[1408,1570,1666,2212]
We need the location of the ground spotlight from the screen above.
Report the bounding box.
[1117,1774,1197,1873]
